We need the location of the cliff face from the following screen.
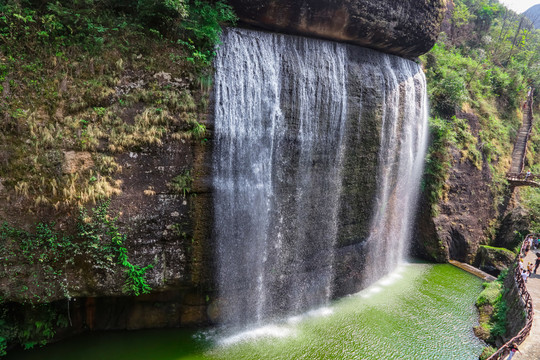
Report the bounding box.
[0,0,447,333]
[0,50,217,328]
[412,112,501,263]
[226,0,446,58]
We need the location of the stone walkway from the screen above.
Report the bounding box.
[513,249,540,360]
[509,90,534,174]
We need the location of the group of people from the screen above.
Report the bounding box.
[523,235,539,253]
[511,235,540,359]
[519,235,540,283]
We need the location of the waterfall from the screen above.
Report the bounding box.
[212,28,428,329]
[362,56,429,286]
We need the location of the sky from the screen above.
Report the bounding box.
[499,0,540,13]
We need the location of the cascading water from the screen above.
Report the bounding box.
[213,28,428,329]
[362,56,429,286]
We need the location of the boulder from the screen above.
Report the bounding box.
[226,0,446,58]
[493,206,531,251]
[475,245,516,276]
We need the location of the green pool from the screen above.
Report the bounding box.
[7,263,486,360]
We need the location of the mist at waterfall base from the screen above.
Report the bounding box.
[213,27,429,331]
[7,264,486,360]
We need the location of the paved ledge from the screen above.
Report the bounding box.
[513,249,540,360]
[448,260,497,282]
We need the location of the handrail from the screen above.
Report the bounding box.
[507,172,540,181]
[506,172,540,187]
[485,234,536,360]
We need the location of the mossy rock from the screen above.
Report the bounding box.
[475,245,515,276]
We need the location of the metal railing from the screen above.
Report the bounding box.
[506,172,540,187]
[485,234,536,360]
[507,172,540,181]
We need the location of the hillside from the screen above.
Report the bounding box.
[525,4,540,28]
[415,0,540,265]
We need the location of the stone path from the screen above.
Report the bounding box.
[513,249,540,360]
[509,91,534,174]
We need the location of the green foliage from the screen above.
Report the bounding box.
[77,200,153,296]
[489,298,508,338]
[423,114,483,213]
[475,270,509,343]
[479,346,497,360]
[522,186,540,233]
[0,302,68,354]
[178,0,237,66]
[1,201,152,302]
[168,170,193,197]
[0,0,230,212]
[189,120,207,139]
[0,201,153,354]
[476,281,502,306]
[452,1,475,29]
[423,117,456,214]
[0,335,6,357]
[421,0,540,220]
[0,221,73,302]
[452,116,482,168]
[422,44,470,116]
[135,0,188,29]
[0,0,236,65]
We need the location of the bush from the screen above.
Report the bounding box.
[476,281,502,306]
[479,346,497,360]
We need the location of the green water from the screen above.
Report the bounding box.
[7,263,485,360]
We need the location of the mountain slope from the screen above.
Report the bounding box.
[525,4,540,28]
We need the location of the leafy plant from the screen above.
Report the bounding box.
[475,269,509,343]
[168,170,193,197]
[77,200,153,296]
[178,0,237,65]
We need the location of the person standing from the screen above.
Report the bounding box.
[522,269,529,283]
[535,253,540,274]
[506,343,521,359]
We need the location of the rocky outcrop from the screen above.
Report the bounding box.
[413,113,499,263]
[475,245,516,275]
[226,0,446,58]
[493,206,531,251]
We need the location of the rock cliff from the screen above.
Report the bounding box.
[0,0,447,336]
[226,0,446,58]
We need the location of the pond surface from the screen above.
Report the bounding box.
[7,263,486,360]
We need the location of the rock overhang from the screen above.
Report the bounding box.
[226,0,446,58]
